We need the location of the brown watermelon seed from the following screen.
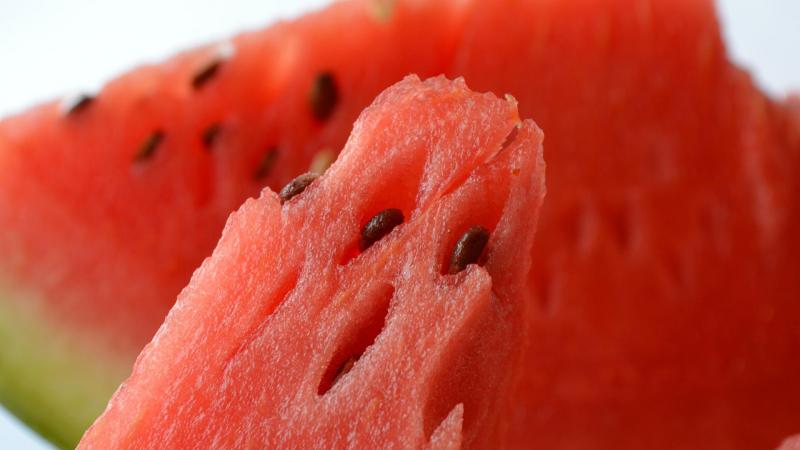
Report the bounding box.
[62,93,94,116]
[309,72,339,121]
[254,147,279,180]
[448,226,490,274]
[201,123,222,150]
[279,172,319,204]
[134,130,165,162]
[360,208,405,251]
[192,59,223,90]
[331,356,358,388]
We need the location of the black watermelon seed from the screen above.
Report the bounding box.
[254,147,279,180]
[134,130,165,162]
[201,123,222,149]
[192,59,223,90]
[279,172,318,204]
[63,94,95,116]
[360,208,404,251]
[331,356,358,388]
[448,226,490,274]
[309,72,339,121]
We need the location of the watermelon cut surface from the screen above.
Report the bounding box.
[779,435,800,450]
[1,0,799,448]
[453,1,800,448]
[78,75,546,449]
[0,1,466,445]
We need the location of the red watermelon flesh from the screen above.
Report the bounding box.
[0,1,468,445]
[452,0,800,447]
[78,75,546,449]
[1,0,799,448]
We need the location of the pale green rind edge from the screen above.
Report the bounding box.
[0,285,131,449]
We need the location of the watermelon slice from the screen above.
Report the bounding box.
[453,1,800,447]
[2,0,799,448]
[78,75,546,449]
[0,1,467,445]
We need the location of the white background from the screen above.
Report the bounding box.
[0,0,797,448]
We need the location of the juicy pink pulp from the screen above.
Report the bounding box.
[1,0,798,448]
[78,76,545,448]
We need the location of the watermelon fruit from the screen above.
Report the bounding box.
[2,0,799,448]
[0,1,467,445]
[453,1,800,448]
[78,75,546,449]
[779,435,800,450]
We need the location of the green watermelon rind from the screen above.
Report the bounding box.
[0,282,129,449]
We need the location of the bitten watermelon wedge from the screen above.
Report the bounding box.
[0,1,466,445]
[78,75,546,449]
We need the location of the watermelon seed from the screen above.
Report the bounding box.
[192,59,223,90]
[309,72,339,121]
[62,93,94,116]
[134,130,165,162]
[201,123,222,150]
[279,172,319,204]
[360,208,405,251]
[448,226,490,274]
[254,147,279,180]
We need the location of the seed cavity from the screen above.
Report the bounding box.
[279,172,319,204]
[61,93,95,116]
[501,125,520,150]
[135,130,165,162]
[254,147,279,180]
[360,208,404,251]
[318,283,393,395]
[201,123,222,150]
[192,59,223,90]
[331,356,358,387]
[309,72,339,121]
[448,226,490,274]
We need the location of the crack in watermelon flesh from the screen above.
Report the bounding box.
[0,0,799,448]
[78,75,546,449]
